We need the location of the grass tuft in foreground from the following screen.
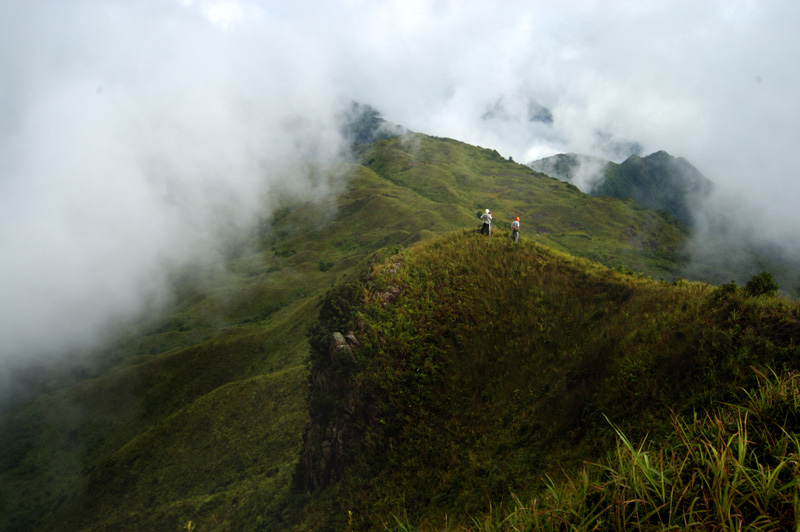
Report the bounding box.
[432,367,800,532]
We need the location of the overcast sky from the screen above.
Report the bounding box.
[1,0,799,377]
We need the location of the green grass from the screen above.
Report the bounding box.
[299,231,800,531]
[445,368,800,532]
[356,135,688,280]
[45,368,307,531]
[0,133,768,532]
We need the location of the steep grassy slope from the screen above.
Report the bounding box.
[299,231,800,531]
[1,134,695,532]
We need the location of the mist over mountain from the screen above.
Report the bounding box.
[601,151,713,225]
[528,152,609,191]
[3,1,800,529]
[529,150,713,226]
[529,149,800,293]
[2,129,799,531]
[482,97,554,125]
[0,132,692,530]
[339,101,408,146]
[3,1,800,383]
[479,94,642,164]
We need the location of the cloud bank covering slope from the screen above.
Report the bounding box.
[1,0,799,376]
[0,0,348,373]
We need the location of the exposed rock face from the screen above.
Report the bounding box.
[378,285,400,306]
[301,330,371,490]
[300,260,404,490]
[330,332,355,360]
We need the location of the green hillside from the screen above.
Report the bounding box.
[0,133,731,532]
[300,232,800,530]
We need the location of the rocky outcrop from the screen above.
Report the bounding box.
[301,330,374,490]
[299,260,405,490]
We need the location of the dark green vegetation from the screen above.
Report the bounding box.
[0,132,794,531]
[301,232,800,530]
[529,151,712,227]
[596,151,713,227]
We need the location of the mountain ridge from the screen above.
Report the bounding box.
[296,231,800,530]
[0,132,793,531]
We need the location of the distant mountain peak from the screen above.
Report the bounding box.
[528,150,713,226]
[339,101,408,146]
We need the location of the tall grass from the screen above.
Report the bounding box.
[447,369,800,532]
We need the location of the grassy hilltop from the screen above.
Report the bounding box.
[2,133,790,531]
[298,232,800,530]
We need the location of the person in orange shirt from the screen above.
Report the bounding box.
[510,216,520,242]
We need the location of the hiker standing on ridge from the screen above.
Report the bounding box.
[510,216,520,242]
[479,208,492,236]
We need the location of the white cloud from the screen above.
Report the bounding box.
[0,0,347,373]
[2,0,800,380]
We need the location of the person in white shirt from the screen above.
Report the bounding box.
[480,209,492,235]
